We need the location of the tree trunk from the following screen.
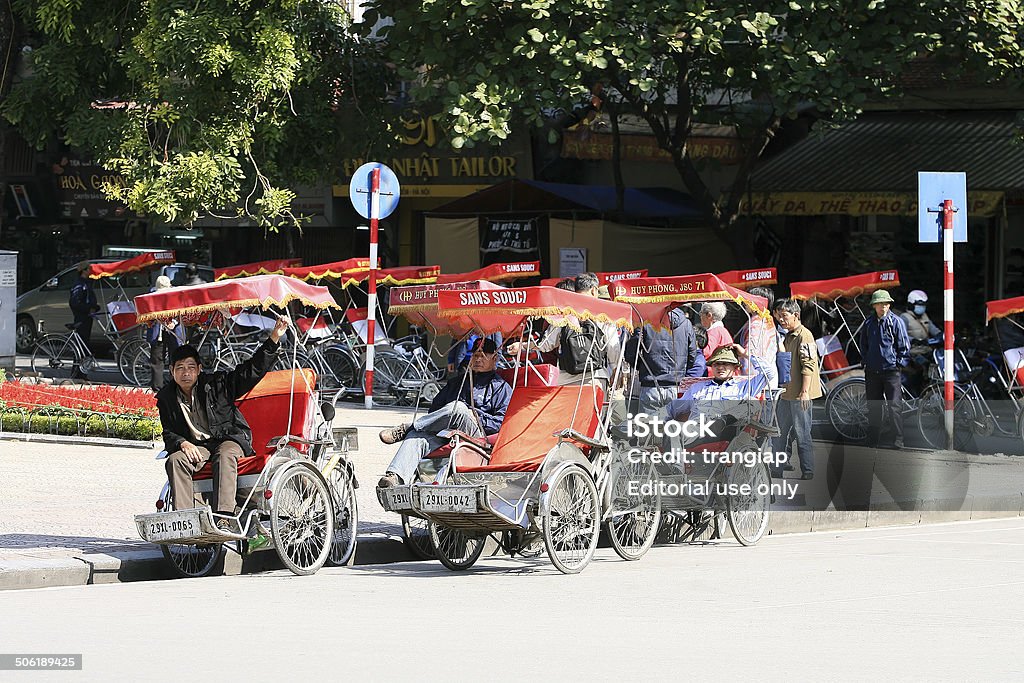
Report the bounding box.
[609,101,625,215]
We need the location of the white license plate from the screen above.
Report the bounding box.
[418,488,477,513]
[146,510,202,542]
[383,487,412,511]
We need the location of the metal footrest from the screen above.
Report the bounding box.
[377,484,414,513]
[135,506,248,545]
[411,484,528,532]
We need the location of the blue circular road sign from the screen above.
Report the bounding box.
[349,162,401,220]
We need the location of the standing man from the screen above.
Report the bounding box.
[68,264,99,362]
[159,315,289,531]
[625,305,699,414]
[773,298,821,480]
[859,290,911,449]
[148,275,182,391]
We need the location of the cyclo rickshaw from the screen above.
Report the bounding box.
[382,284,660,574]
[611,273,779,546]
[379,278,547,559]
[133,274,359,577]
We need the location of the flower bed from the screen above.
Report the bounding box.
[0,381,160,441]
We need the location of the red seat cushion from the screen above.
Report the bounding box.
[458,385,604,473]
[496,363,558,388]
[192,369,316,481]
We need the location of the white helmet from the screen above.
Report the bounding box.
[907,289,928,305]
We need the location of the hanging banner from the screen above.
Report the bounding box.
[481,219,538,253]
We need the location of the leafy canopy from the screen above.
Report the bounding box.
[366,0,1023,228]
[5,0,396,228]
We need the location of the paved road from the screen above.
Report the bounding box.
[1,518,1021,680]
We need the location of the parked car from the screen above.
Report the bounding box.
[16,261,214,353]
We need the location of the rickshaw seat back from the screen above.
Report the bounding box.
[192,369,317,481]
[295,316,333,338]
[817,335,852,378]
[496,363,558,387]
[458,385,604,473]
[1003,348,1024,389]
[107,301,139,333]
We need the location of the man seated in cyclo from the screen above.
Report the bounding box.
[377,337,513,489]
[158,316,290,532]
[655,344,771,461]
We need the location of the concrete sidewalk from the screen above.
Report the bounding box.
[0,401,427,589]
[2,400,1023,590]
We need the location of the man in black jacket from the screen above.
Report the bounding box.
[625,307,700,414]
[158,316,289,529]
[377,337,512,488]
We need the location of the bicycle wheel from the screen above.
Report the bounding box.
[368,354,416,406]
[272,346,314,372]
[129,344,153,388]
[401,514,436,559]
[542,465,601,574]
[428,522,486,571]
[726,462,772,546]
[116,337,147,385]
[606,449,661,561]
[325,463,358,567]
[825,377,869,443]
[31,334,82,379]
[270,464,334,576]
[320,345,359,393]
[917,384,977,451]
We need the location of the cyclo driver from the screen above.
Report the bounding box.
[158,315,290,531]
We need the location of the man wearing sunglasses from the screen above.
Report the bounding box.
[377,337,512,489]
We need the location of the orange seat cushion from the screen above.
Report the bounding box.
[192,369,316,481]
[496,363,558,388]
[458,385,604,474]
[821,348,851,378]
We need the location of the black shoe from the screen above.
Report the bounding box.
[801,472,814,480]
[377,472,402,489]
[379,424,411,445]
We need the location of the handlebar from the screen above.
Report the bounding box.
[553,428,609,452]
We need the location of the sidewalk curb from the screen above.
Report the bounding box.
[0,534,414,591]
[0,432,157,450]
[4,510,1022,591]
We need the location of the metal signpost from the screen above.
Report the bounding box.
[350,162,401,408]
[918,171,968,449]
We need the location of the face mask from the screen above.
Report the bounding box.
[913,304,926,316]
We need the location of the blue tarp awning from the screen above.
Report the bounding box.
[430,179,703,220]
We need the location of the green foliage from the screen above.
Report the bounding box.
[367,0,1023,229]
[5,0,398,229]
[0,408,159,440]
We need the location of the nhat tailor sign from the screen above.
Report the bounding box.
[335,112,532,199]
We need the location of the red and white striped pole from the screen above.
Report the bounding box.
[942,198,955,449]
[364,167,381,409]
